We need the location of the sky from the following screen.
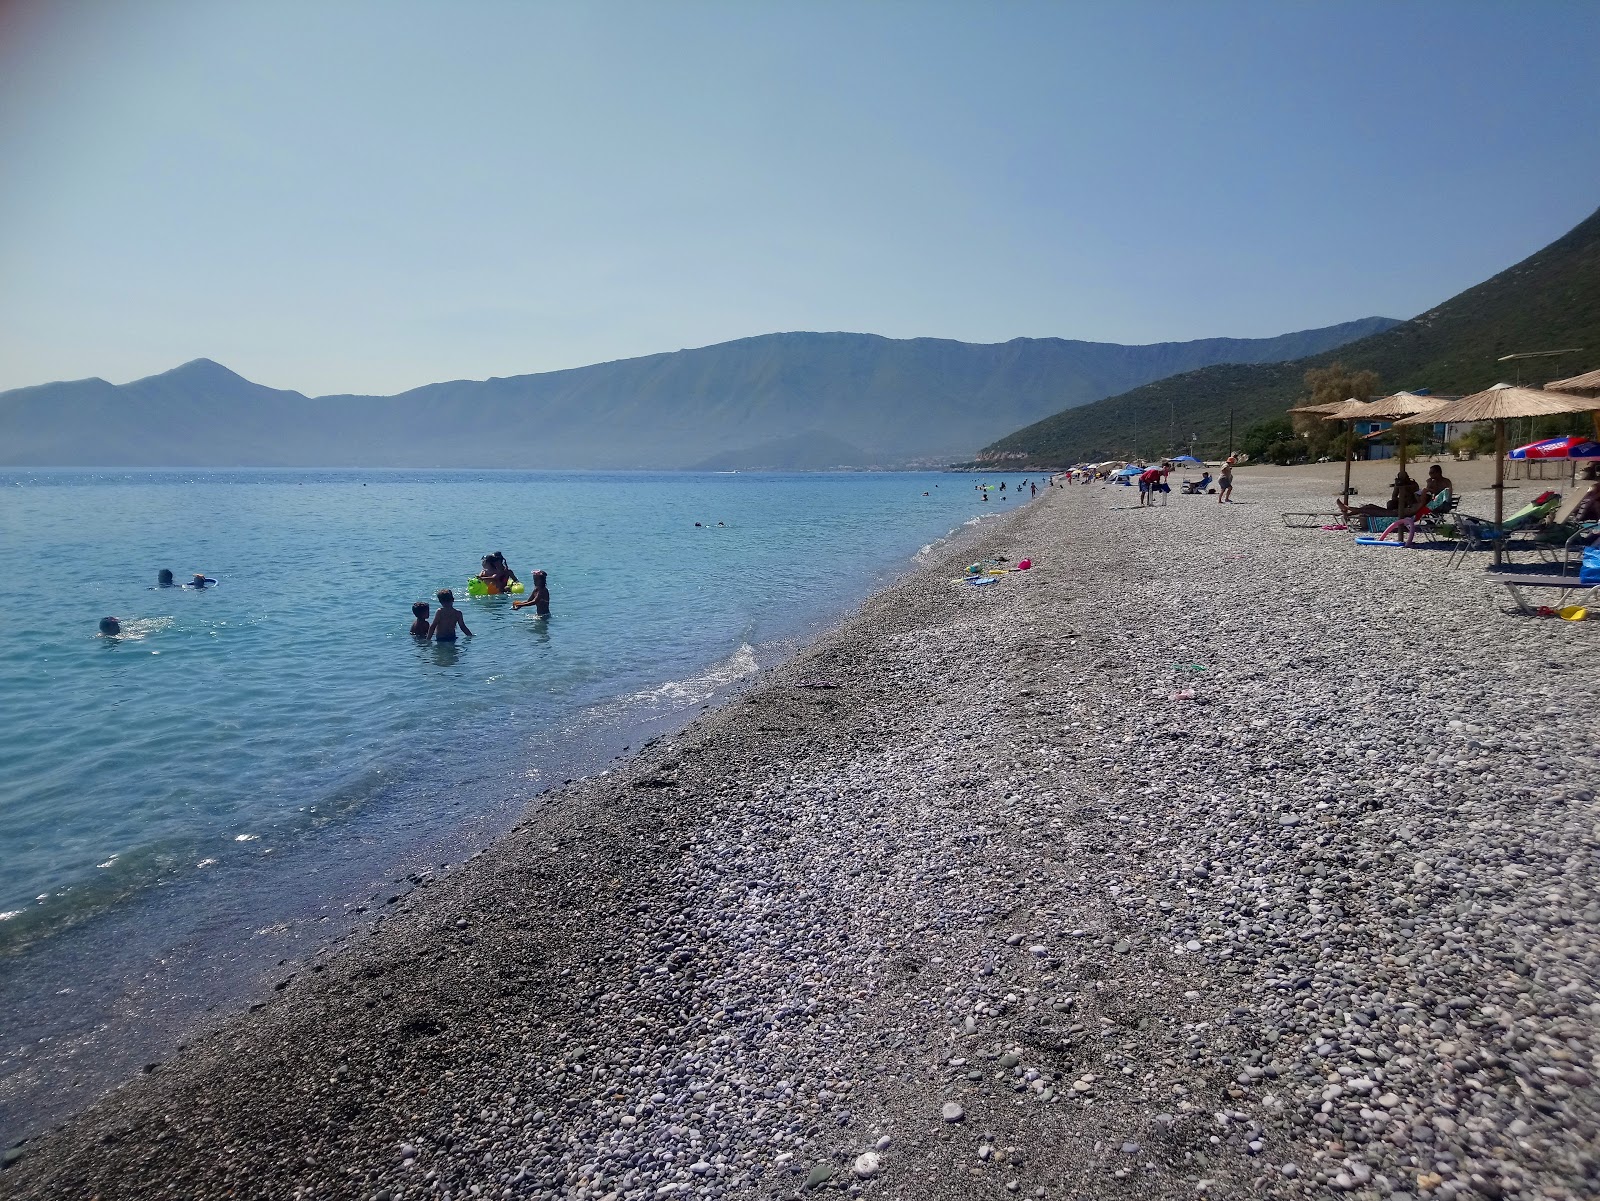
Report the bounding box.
[1,0,1598,397]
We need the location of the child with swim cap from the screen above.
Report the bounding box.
[409,601,431,637]
[428,590,472,642]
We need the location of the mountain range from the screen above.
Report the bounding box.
[980,205,1600,466]
[0,320,1397,469]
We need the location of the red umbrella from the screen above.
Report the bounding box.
[1508,434,1600,460]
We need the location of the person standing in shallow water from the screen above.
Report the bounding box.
[428,590,472,641]
[512,570,550,618]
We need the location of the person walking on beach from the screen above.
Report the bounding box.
[1218,464,1234,503]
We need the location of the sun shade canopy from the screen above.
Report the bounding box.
[1545,368,1600,397]
[1392,385,1600,426]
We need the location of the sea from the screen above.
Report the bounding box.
[0,467,1034,1139]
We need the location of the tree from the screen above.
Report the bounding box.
[1294,363,1381,458]
[1243,417,1304,465]
[1303,362,1380,408]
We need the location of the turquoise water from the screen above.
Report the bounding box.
[0,470,1033,962]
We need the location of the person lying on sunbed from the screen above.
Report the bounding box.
[1336,471,1418,520]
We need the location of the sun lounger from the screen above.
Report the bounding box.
[1367,493,1460,545]
[1447,494,1562,568]
[1499,574,1600,617]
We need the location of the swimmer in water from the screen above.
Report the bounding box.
[491,551,519,588]
[189,573,216,589]
[157,569,175,587]
[511,569,550,618]
[476,552,518,594]
[428,589,472,642]
[98,616,122,637]
[409,601,431,637]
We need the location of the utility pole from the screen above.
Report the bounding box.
[1227,408,1235,457]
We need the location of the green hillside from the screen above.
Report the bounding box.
[979,205,1600,466]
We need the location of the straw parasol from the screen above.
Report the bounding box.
[1545,368,1600,398]
[1318,392,1445,500]
[1545,368,1600,441]
[1394,385,1600,565]
[1313,398,1374,500]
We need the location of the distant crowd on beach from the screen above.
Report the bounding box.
[972,479,1039,502]
[1051,457,1236,504]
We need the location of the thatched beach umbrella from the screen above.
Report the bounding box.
[1546,368,1600,398]
[1317,392,1444,501]
[1394,385,1600,566]
[1546,369,1600,440]
[1312,398,1374,500]
[1359,392,1450,474]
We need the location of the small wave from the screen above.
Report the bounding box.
[628,642,759,709]
[118,617,174,641]
[915,514,985,563]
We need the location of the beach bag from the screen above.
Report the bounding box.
[1581,545,1600,586]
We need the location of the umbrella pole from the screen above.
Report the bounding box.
[1493,419,1506,569]
[1341,420,1353,500]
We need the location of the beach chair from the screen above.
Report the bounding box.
[1500,575,1600,617]
[1446,493,1563,568]
[1391,492,1460,544]
[1355,492,1457,544]
[1533,521,1600,576]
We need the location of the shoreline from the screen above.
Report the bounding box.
[5,478,1597,1201]
[0,489,1025,1147]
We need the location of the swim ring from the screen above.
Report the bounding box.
[466,578,525,596]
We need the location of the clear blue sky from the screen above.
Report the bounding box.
[1,0,1597,396]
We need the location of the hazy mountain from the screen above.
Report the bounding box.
[0,318,1397,468]
[980,205,1600,466]
[690,431,871,471]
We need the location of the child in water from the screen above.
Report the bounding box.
[428,589,472,642]
[512,570,550,618]
[409,601,431,637]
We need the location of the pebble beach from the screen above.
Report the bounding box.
[4,464,1598,1201]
